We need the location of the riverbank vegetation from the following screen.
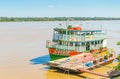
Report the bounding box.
[114,41,120,71]
[108,41,120,78]
[114,54,120,71]
[0,17,120,22]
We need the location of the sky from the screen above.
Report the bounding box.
[0,0,120,17]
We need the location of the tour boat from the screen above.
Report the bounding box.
[46,24,112,61]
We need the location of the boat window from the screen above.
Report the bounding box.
[59,31,61,34]
[75,43,80,46]
[68,31,71,35]
[91,42,94,45]
[95,41,97,44]
[86,32,90,35]
[98,41,100,44]
[63,31,66,34]
[59,41,62,45]
[70,42,73,46]
[86,42,90,46]
[91,32,93,35]
[101,40,103,44]
[76,32,80,35]
[73,32,76,34]
[81,43,85,46]
[81,33,85,35]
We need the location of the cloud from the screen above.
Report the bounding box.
[48,5,54,8]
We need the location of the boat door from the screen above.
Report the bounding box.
[86,42,90,50]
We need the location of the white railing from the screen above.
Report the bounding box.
[53,33,106,41]
[46,40,103,52]
[47,43,86,52]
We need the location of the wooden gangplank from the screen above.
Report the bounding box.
[78,68,109,78]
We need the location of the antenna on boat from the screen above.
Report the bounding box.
[66,18,70,28]
[66,17,75,28]
[100,24,103,30]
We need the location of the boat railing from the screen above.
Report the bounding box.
[53,33,106,41]
[47,43,86,52]
[46,40,57,48]
[47,40,103,52]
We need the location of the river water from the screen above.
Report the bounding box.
[0,21,120,79]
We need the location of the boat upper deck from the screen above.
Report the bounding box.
[54,28,102,32]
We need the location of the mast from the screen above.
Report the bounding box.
[65,18,69,52]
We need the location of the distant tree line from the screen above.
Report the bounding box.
[0,17,120,22]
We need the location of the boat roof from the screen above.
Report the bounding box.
[54,28,102,32]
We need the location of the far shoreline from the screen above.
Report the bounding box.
[1,20,120,22]
[0,17,120,22]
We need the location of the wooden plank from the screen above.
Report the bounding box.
[78,68,109,78]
